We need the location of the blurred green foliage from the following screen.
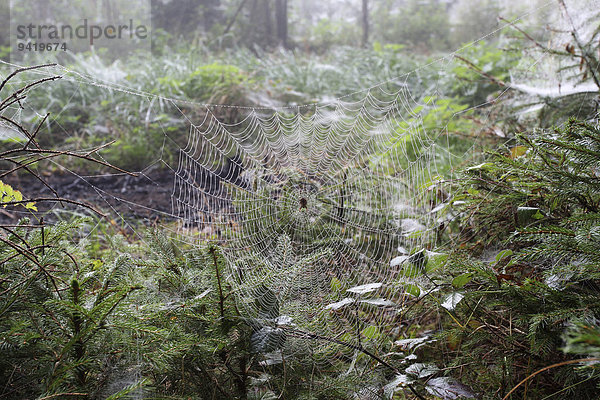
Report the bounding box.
[182,62,250,101]
[372,0,452,51]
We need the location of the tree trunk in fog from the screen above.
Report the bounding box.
[223,0,249,35]
[263,0,273,39]
[247,0,273,48]
[35,0,50,21]
[361,0,369,47]
[0,0,8,48]
[275,0,288,49]
[202,0,223,32]
[102,0,119,23]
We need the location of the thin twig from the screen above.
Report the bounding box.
[0,76,62,111]
[209,245,226,319]
[38,392,88,400]
[23,112,49,150]
[0,146,136,176]
[454,55,506,87]
[0,63,57,94]
[0,115,34,142]
[1,197,106,216]
[498,17,569,56]
[502,357,600,400]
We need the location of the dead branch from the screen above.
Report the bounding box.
[0,64,131,221]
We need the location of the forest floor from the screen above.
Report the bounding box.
[1,168,175,225]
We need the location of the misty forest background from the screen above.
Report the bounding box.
[1,0,600,399]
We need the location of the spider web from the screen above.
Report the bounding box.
[171,82,443,356]
[0,0,587,392]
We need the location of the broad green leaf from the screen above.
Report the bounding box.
[361,325,380,339]
[405,284,421,297]
[452,273,474,288]
[390,255,410,267]
[383,374,414,398]
[408,249,427,270]
[405,363,439,378]
[3,184,13,197]
[510,145,528,159]
[360,298,395,307]
[425,251,448,272]
[426,377,476,399]
[347,282,382,294]
[395,336,434,351]
[399,264,421,278]
[325,298,354,311]
[494,249,513,264]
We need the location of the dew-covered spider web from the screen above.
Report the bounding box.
[1,0,595,392]
[170,82,447,357]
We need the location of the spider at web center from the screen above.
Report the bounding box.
[299,197,308,210]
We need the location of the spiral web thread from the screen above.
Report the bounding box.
[1,0,592,386]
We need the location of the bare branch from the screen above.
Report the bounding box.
[2,198,106,217]
[0,76,62,111]
[23,113,49,150]
[0,63,57,94]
